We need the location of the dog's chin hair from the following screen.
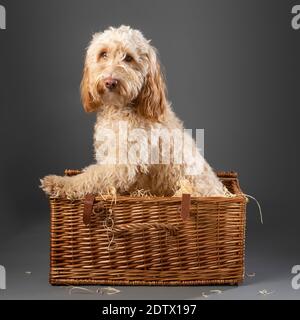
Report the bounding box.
[101,93,126,107]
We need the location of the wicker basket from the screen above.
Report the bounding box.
[49,170,247,286]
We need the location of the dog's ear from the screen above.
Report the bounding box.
[136,47,167,121]
[80,62,98,113]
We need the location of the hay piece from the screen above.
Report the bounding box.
[258,289,274,296]
[97,287,121,295]
[246,272,256,278]
[130,189,153,197]
[68,286,94,295]
[223,185,235,197]
[244,194,263,224]
[210,289,222,294]
[68,286,121,296]
[173,179,195,196]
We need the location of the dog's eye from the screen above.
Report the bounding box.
[124,54,133,62]
[99,51,108,59]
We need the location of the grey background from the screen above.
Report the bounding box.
[0,0,299,299]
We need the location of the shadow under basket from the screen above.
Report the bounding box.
[49,170,247,286]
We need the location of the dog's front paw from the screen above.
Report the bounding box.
[40,175,68,197]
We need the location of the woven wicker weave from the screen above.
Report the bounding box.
[49,170,247,286]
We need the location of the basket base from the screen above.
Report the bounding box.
[49,277,243,286]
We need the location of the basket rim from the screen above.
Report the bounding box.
[49,194,246,202]
[48,169,245,202]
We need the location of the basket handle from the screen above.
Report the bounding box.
[83,193,191,225]
[112,222,180,234]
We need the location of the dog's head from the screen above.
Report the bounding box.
[81,25,167,121]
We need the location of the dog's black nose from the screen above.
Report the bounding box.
[104,77,118,90]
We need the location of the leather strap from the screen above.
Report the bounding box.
[180,194,191,221]
[83,194,95,225]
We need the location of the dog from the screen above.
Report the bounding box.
[41,26,228,199]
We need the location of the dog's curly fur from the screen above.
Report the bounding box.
[41,26,227,199]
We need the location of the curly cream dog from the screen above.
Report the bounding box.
[41,26,227,198]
